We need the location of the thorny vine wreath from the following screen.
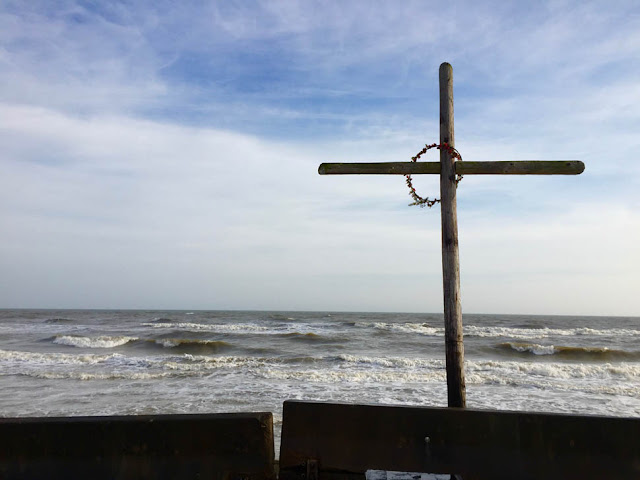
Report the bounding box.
[406,142,463,207]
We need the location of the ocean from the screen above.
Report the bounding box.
[1,309,639,451]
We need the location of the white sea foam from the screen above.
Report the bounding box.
[506,343,556,355]
[359,322,640,340]
[15,357,638,397]
[164,355,277,371]
[337,354,441,369]
[467,359,640,380]
[53,335,137,348]
[467,360,640,397]
[258,367,447,384]
[361,322,443,336]
[468,325,640,339]
[154,338,230,349]
[142,321,340,338]
[158,353,640,398]
[161,353,640,383]
[3,310,639,423]
[22,371,171,381]
[466,326,559,339]
[143,322,270,333]
[0,349,121,365]
[6,346,637,387]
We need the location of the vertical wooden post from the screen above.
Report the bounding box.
[439,62,466,408]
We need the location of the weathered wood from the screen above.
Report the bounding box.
[0,412,275,480]
[439,62,465,409]
[318,161,584,176]
[458,160,584,175]
[315,62,585,412]
[278,400,640,480]
[318,162,440,175]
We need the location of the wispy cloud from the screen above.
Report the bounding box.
[1,0,639,314]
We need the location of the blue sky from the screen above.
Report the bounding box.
[1,0,639,315]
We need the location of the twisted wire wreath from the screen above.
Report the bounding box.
[406,142,463,207]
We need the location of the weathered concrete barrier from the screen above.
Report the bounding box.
[279,400,640,480]
[0,412,275,480]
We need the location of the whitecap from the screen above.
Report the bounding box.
[0,349,121,365]
[506,343,556,355]
[142,322,270,333]
[54,335,136,349]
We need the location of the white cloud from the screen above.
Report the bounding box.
[1,0,639,314]
[0,103,638,314]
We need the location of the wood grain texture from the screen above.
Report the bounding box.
[439,62,466,409]
[457,160,584,175]
[318,162,440,175]
[318,161,584,175]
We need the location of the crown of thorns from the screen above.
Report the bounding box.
[406,142,463,207]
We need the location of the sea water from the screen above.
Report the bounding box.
[1,309,639,451]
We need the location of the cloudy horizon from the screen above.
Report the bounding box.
[1,1,639,316]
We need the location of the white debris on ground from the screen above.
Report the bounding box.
[366,470,451,480]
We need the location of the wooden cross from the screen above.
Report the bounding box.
[318,63,585,408]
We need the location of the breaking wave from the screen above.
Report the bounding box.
[53,335,137,349]
[360,322,443,336]
[0,349,122,365]
[465,325,640,340]
[154,338,232,352]
[499,342,640,360]
[357,322,640,340]
[142,322,270,334]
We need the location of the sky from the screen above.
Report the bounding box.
[0,0,639,316]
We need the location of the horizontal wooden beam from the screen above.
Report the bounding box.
[319,162,440,175]
[318,160,584,176]
[459,160,585,175]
